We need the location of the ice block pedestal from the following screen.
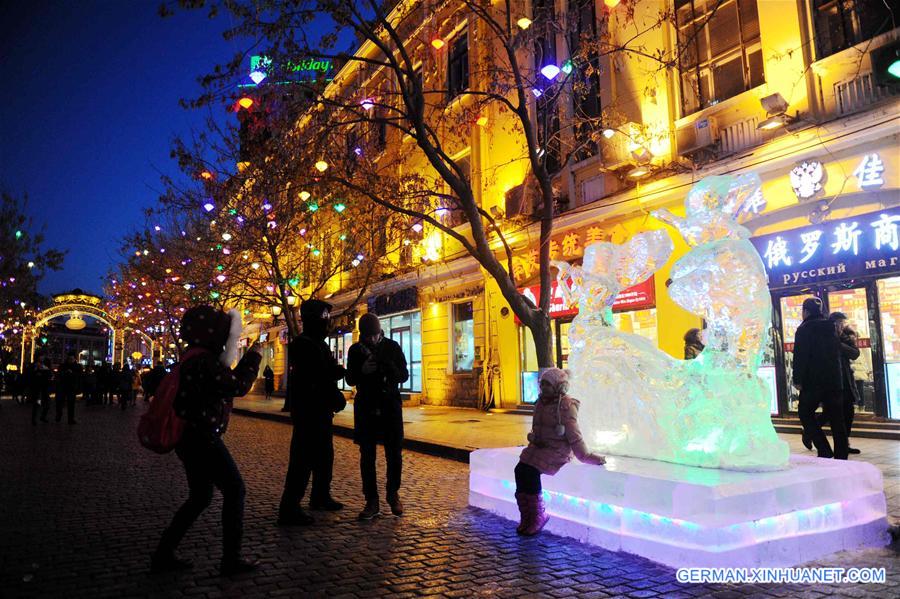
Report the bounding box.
[469,448,890,568]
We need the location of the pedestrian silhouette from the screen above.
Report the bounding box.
[346,313,409,520]
[278,299,347,526]
[793,297,847,459]
[152,305,261,576]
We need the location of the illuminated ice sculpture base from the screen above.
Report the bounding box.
[469,448,890,568]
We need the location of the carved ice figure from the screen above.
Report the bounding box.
[557,174,789,471]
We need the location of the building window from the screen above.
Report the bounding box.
[452,302,475,372]
[534,0,561,172]
[568,0,601,163]
[676,0,764,116]
[378,310,422,392]
[812,0,900,60]
[447,28,469,101]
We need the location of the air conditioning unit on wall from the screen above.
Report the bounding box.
[676,116,718,156]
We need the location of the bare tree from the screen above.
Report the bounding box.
[168,0,690,368]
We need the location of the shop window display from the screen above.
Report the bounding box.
[378,311,422,392]
[452,301,475,372]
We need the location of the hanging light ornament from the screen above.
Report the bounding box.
[431,38,445,50]
[516,17,532,29]
[540,64,561,80]
[237,97,254,109]
[299,191,311,201]
[315,160,329,172]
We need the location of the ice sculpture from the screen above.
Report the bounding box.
[559,174,789,471]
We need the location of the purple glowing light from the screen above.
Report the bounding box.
[540,64,561,80]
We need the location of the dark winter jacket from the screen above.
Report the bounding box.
[142,365,167,398]
[263,365,275,394]
[346,337,409,443]
[792,315,842,392]
[56,362,82,394]
[174,349,261,437]
[838,329,861,403]
[287,334,346,426]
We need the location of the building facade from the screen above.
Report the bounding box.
[241,0,899,418]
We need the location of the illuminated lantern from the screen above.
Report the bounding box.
[299,191,311,201]
[238,97,254,109]
[431,38,445,50]
[315,160,328,172]
[286,295,298,307]
[333,203,346,213]
[131,351,143,361]
[65,316,86,331]
[604,0,621,7]
[516,17,532,30]
[200,171,214,180]
[476,115,488,127]
[361,98,374,111]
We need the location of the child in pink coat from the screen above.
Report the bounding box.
[515,368,606,535]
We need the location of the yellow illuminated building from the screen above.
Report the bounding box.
[245,0,900,418]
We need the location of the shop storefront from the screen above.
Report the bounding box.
[366,288,422,393]
[751,206,900,419]
[517,277,657,404]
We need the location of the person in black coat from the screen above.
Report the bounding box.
[806,312,862,455]
[263,365,275,400]
[278,299,347,526]
[30,356,52,424]
[142,363,167,399]
[793,297,847,459]
[152,305,261,576]
[346,313,409,520]
[55,352,82,424]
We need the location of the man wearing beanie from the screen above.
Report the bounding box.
[152,305,262,576]
[346,312,408,520]
[792,297,847,459]
[278,299,347,526]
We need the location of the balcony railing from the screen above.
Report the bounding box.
[834,71,899,116]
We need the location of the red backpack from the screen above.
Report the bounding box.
[137,348,205,454]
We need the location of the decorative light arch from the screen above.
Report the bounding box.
[19,291,158,368]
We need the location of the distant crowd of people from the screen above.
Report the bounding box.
[1,354,168,424]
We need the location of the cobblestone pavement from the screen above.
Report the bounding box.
[0,400,897,598]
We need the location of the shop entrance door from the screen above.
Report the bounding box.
[876,276,900,418]
[775,293,816,413]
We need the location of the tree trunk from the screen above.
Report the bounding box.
[529,311,555,369]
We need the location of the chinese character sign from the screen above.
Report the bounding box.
[853,154,885,190]
[751,208,900,288]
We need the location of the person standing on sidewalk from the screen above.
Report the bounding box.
[278,299,347,526]
[793,297,847,459]
[118,364,133,409]
[152,305,261,576]
[514,368,606,536]
[55,352,82,424]
[346,313,409,521]
[263,365,275,400]
[804,312,863,455]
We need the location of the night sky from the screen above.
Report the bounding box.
[0,0,243,297]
